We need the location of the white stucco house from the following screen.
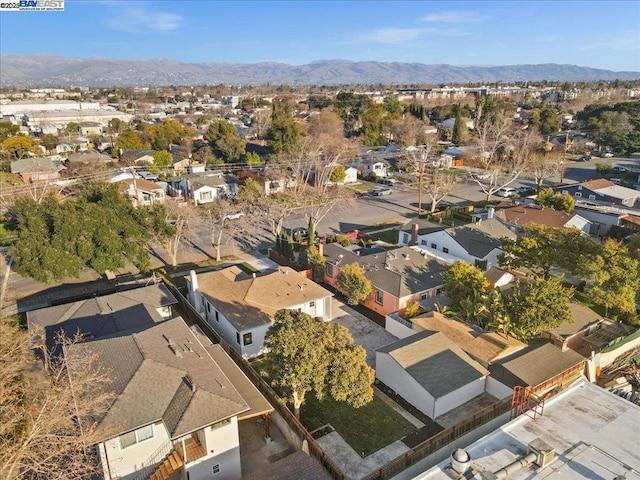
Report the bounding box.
[376,330,490,419]
[399,218,516,271]
[351,158,390,178]
[173,172,239,205]
[26,284,273,480]
[342,166,359,184]
[186,266,334,358]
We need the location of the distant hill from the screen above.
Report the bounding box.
[1,55,639,87]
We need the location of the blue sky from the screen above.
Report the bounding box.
[1,0,639,71]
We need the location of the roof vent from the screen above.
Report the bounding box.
[299,284,305,290]
[450,449,471,475]
[184,374,197,392]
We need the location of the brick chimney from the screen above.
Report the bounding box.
[409,223,419,246]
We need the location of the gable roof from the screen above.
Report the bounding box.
[378,330,488,398]
[26,284,178,352]
[573,179,640,201]
[10,157,60,174]
[494,205,586,229]
[489,340,585,388]
[553,302,604,338]
[118,178,164,193]
[193,266,333,331]
[323,244,447,297]
[66,316,249,442]
[444,218,516,258]
[410,311,526,364]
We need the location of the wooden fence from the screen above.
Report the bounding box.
[361,397,512,480]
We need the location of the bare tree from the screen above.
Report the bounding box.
[470,112,531,201]
[423,169,457,213]
[201,198,248,262]
[0,323,115,480]
[404,132,439,215]
[528,150,563,192]
[155,200,198,267]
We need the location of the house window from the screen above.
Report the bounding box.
[212,464,221,475]
[430,243,437,249]
[200,191,212,201]
[236,332,240,344]
[404,233,410,244]
[207,303,211,313]
[588,194,596,200]
[375,290,384,305]
[436,287,443,295]
[575,192,582,198]
[420,293,428,300]
[421,240,427,246]
[442,247,449,254]
[309,301,315,307]
[561,190,568,195]
[119,424,154,449]
[243,332,253,346]
[578,185,582,190]
[475,259,488,270]
[215,311,219,322]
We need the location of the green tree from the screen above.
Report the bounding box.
[530,106,561,135]
[40,134,59,152]
[336,262,372,305]
[244,151,263,166]
[146,119,190,151]
[504,277,574,340]
[499,224,592,278]
[442,261,489,310]
[204,119,246,162]
[152,150,173,168]
[0,121,19,142]
[10,185,154,283]
[300,244,326,283]
[115,130,148,152]
[1,135,41,159]
[265,98,302,155]
[329,165,347,183]
[65,122,79,135]
[584,239,640,317]
[262,310,374,418]
[452,108,466,145]
[535,188,575,212]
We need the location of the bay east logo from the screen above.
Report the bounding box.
[0,0,64,11]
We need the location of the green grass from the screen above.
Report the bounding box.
[371,229,400,244]
[300,392,415,457]
[359,222,404,232]
[347,183,377,193]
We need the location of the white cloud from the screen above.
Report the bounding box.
[421,10,485,23]
[579,32,640,53]
[105,5,183,33]
[357,28,426,44]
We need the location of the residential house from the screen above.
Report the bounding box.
[27,284,273,480]
[67,150,112,165]
[323,243,447,316]
[174,172,239,205]
[399,217,517,271]
[376,330,491,419]
[10,156,62,182]
[341,166,359,184]
[493,204,592,236]
[555,179,640,208]
[79,121,103,136]
[385,311,526,369]
[237,169,297,195]
[120,149,156,166]
[351,158,389,179]
[620,214,640,234]
[489,340,586,397]
[186,266,334,358]
[119,178,166,206]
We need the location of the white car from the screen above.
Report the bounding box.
[601,152,614,158]
[224,212,245,220]
[496,187,518,198]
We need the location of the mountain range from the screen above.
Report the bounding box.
[1,55,639,87]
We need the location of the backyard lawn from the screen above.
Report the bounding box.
[301,392,415,457]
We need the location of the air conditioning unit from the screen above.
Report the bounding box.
[528,438,555,468]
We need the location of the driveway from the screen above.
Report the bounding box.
[330,297,398,366]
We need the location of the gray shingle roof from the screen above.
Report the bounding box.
[378,330,488,398]
[67,316,250,442]
[489,341,585,388]
[324,244,446,297]
[444,218,516,258]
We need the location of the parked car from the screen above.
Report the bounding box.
[224,212,245,220]
[471,171,491,180]
[611,166,628,173]
[381,177,397,186]
[577,155,592,162]
[600,152,614,158]
[496,187,518,198]
[371,187,393,196]
[516,185,535,196]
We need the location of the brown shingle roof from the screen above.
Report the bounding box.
[410,312,526,364]
[118,178,164,192]
[494,205,578,229]
[581,178,615,190]
[194,266,333,330]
